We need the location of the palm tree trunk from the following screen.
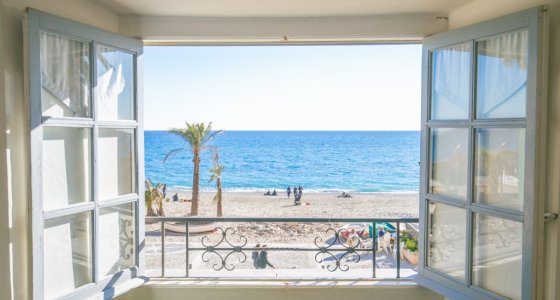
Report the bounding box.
[191,154,200,216]
[216,178,223,217]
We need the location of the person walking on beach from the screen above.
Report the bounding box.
[162,184,167,199]
[287,186,291,198]
[252,244,262,268]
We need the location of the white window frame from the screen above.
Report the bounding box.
[416,6,547,300]
[25,8,145,299]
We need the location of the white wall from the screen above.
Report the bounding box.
[120,14,448,43]
[0,1,119,299]
[448,1,560,299]
[117,282,443,300]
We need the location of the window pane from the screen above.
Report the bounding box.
[476,30,528,119]
[96,46,135,120]
[430,43,471,120]
[98,128,135,200]
[473,214,522,300]
[429,128,469,200]
[44,212,93,299]
[43,127,91,211]
[40,32,90,118]
[427,201,466,281]
[99,202,136,276]
[475,128,525,211]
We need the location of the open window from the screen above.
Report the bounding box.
[417,7,547,300]
[25,9,145,299]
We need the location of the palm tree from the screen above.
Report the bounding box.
[164,122,222,216]
[145,179,164,216]
[209,150,225,217]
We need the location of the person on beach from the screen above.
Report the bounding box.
[294,191,302,205]
[298,186,303,194]
[272,189,277,196]
[172,193,179,202]
[264,190,271,196]
[162,184,167,199]
[252,244,261,268]
[256,245,275,269]
[287,186,291,198]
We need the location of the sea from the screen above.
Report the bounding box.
[144,131,420,193]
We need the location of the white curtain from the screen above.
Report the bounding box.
[40,32,90,117]
[476,30,528,118]
[432,43,471,119]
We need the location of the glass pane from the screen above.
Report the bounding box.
[44,212,93,299]
[476,30,528,119]
[98,128,135,200]
[96,46,135,120]
[473,214,522,300]
[427,202,467,281]
[40,32,90,118]
[99,202,136,276]
[475,128,525,211]
[429,128,469,200]
[43,127,91,211]
[430,43,471,120]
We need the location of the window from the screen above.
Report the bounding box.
[26,9,144,299]
[417,7,546,300]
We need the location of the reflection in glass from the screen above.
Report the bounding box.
[475,128,525,211]
[99,203,135,276]
[473,214,522,300]
[40,32,90,118]
[477,30,528,119]
[430,43,471,120]
[96,46,134,120]
[429,128,469,200]
[427,202,466,281]
[98,128,135,200]
[44,212,92,299]
[43,127,91,211]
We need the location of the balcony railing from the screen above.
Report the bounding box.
[145,217,419,280]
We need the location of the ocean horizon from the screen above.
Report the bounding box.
[145,130,420,193]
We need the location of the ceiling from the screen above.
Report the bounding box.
[96,0,475,17]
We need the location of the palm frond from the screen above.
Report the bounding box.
[163,147,186,163]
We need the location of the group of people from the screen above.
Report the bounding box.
[264,189,278,196]
[288,186,303,205]
[252,244,275,269]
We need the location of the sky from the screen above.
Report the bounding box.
[144,44,422,131]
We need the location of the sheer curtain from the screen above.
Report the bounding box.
[40,32,90,118]
[476,30,528,118]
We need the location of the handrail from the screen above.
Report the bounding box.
[145,217,419,280]
[146,216,419,222]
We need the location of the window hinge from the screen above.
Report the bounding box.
[544,212,558,222]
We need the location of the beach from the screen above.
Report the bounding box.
[158,190,419,218]
[145,190,419,277]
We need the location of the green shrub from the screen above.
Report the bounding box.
[405,236,418,252]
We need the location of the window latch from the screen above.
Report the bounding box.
[544,212,558,222]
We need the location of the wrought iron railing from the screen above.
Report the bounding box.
[145,217,419,280]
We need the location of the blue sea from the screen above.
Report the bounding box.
[144,131,420,193]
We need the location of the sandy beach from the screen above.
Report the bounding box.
[145,190,419,277]
[157,190,419,218]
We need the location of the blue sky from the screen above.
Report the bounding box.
[144,44,422,131]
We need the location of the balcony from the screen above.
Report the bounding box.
[115,216,442,300]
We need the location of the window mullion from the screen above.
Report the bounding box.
[91,41,101,285]
[465,38,476,288]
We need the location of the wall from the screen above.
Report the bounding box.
[0,1,119,299]
[448,1,560,299]
[120,14,448,44]
[116,282,443,300]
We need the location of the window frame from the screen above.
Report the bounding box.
[417,6,547,300]
[25,8,146,299]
